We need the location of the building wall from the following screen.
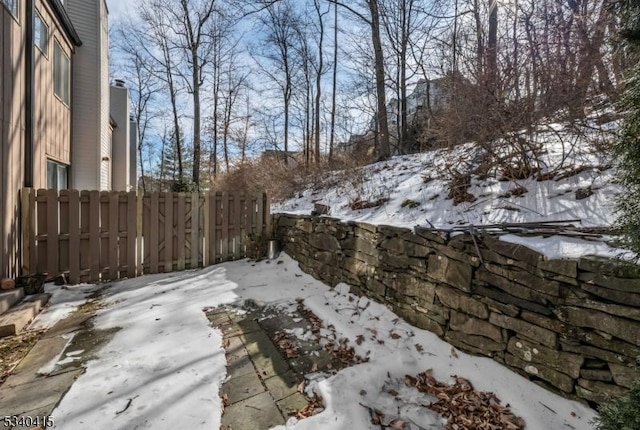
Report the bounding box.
[99,0,110,190]
[0,0,75,278]
[34,0,74,188]
[129,119,138,190]
[110,84,130,191]
[66,0,109,190]
[0,2,26,278]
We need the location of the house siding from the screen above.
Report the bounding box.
[66,0,109,191]
[34,0,74,188]
[0,0,75,278]
[1,2,26,278]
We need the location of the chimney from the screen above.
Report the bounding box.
[114,79,126,88]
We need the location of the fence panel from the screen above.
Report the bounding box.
[21,188,270,284]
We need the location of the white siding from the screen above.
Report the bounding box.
[66,0,110,190]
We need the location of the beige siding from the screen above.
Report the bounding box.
[1,3,26,278]
[66,0,106,190]
[33,0,74,188]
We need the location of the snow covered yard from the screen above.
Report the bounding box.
[274,121,632,261]
[32,254,597,430]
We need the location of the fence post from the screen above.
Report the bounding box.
[136,191,143,275]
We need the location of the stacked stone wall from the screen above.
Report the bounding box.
[275,214,640,404]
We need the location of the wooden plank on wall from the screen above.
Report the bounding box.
[68,190,80,284]
[177,193,186,271]
[150,192,159,274]
[164,192,174,273]
[89,191,100,282]
[46,189,59,280]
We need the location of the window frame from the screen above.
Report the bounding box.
[46,159,69,190]
[1,0,19,21]
[34,9,49,57]
[53,40,71,106]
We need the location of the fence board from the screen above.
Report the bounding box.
[21,189,270,284]
[191,193,199,269]
[127,191,137,279]
[221,192,229,261]
[136,192,143,275]
[117,193,128,278]
[89,191,100,282]
[177,194,186,271]
[203,193,210,266]
[234,193,242,260]
[68,190,80,284]
[59,191,70,278]
[46,189,59,279]
[150,192,159,274]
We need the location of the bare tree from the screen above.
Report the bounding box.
[163,0,219,189]
[112,22,163,192]
[253,0,302,165]
[327,0,391,159]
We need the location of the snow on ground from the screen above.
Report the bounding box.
[36,255,597,430]
[274,122,629,259]
[31,283,103,330]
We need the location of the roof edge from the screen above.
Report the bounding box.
[49,0,82,47]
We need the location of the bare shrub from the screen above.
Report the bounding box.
[211,151,374,202]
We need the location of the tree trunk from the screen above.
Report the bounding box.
[329,2,338,162]
[315,0,325,165]
[368,0,391,160]
[192,48,201,189]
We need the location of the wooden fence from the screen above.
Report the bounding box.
[20,188,270,284]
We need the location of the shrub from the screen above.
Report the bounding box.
[592,379,640,430]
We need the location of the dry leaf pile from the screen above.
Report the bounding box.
[0,329,45,386]
[289,395,325,420]
[405,370,526,430]
[273,331,300,359]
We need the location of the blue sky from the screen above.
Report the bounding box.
[106,0,129,23]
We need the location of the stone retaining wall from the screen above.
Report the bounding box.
[274,214,640,405]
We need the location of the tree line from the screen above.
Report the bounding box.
[111,0,626,192]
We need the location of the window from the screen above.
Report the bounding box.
[54,42,70,105]
[34,11,48,55]
[1,0,18,18]
[47,160,68,190]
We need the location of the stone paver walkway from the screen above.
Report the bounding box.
[206,305,313,430]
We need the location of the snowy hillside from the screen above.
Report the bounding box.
[274,121,633,260]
